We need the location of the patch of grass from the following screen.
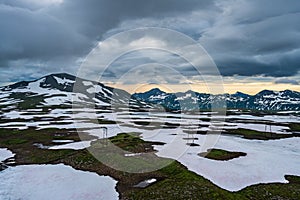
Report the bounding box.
[288,123,300,132]
[2,138,28,145]
[12,93,46,109]
[107,132,164,153]
[239,175,300,200]
[28,149,75,164]
[0,129,21,137]
[133,121,152,126]
[126,161,243,200]
[0,127,84,164]
[85,133,169,173]
[199,148,246,161]
[226,128,294,140]
[79,118,117,124]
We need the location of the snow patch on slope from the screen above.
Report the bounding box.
[0,164,119,200]
[53,76,75,85]
[0,148,14,162]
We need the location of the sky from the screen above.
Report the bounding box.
[0,0,299,94]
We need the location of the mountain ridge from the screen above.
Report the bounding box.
[0,73,150,111]
[133,88,300,111]
[134,87,300,97]
[1,73,299,111]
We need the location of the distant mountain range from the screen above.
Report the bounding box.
[0,73,299,112]
[133,88,300,111]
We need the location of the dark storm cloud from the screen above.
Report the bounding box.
[0,0,214,81]
[0,0,300,84]
[0,4,89,62]
[215,50,300,77]
[96,0,300,78]
[196,0,300,77]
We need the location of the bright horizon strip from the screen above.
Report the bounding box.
[106,82,300,95]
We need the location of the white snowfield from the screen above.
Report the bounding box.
[154,134,300,191]
[104,120,300,191]
[0,105,297,135]
[0,148,14,162]
[0,164,119,200]
[47,115,300,192]
[0,106,300,191]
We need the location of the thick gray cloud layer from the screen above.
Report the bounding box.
[0,0,299,84]
[275,78,299,85]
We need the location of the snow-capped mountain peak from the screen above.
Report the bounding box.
[133,88,300,111]
[0,73,149,111]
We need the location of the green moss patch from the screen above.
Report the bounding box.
[288,123,300,132]
[2,138,28,145]
[199,148,246,161]
[225,128,296,140]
